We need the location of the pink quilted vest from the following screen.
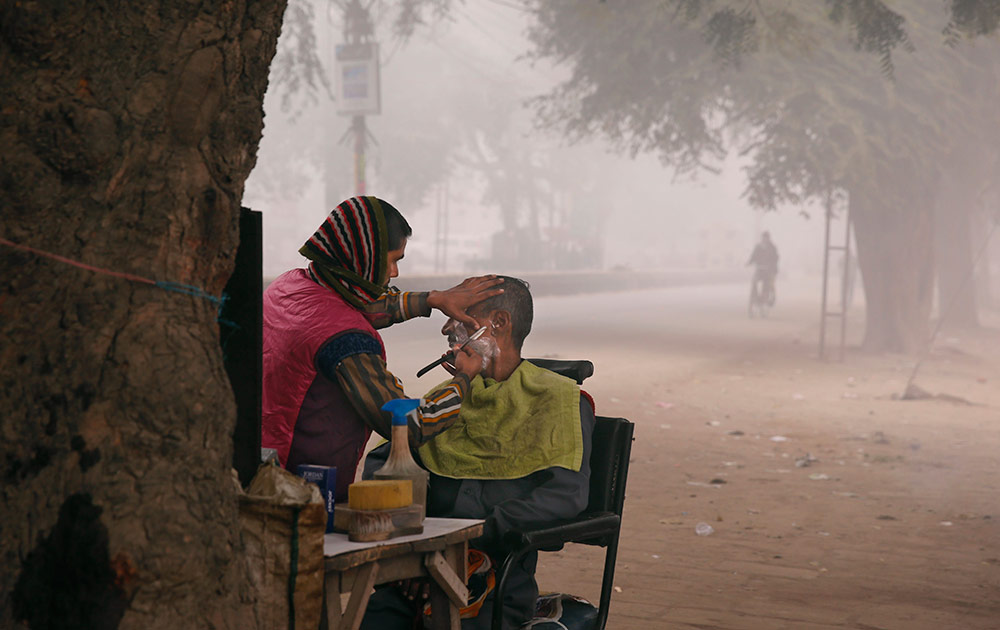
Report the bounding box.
[261,269,385,490]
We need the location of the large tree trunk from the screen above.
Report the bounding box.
[934,178,979,328]
[851,191,935,353]
[1,2,286,628]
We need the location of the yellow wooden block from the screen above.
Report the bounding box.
[347,479,413,510]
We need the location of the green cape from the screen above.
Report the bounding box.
[419,361,583,480]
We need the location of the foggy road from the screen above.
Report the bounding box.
[382,278,819,400]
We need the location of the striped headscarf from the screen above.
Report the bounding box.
[299,196,390,307]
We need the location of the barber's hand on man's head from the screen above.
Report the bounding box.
[427,275,503,328]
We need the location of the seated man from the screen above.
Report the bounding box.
[361,277,595,630]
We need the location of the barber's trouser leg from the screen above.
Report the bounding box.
[359,585,419,630]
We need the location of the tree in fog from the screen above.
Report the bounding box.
[928,46,999,328]
[525,0,1000,352]
[258,0,608,272]
[260,0,462,209]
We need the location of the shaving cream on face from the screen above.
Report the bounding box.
[466,319,500,370]
[467,335,500,370]
[446,320,499,371]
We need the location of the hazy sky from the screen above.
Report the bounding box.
[243,0,828,279]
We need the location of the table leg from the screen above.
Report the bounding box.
[341,561,379,630]
[428,580,461,630]
[427,542,467,630]
[424,550,468,609]
[324,571,343,630]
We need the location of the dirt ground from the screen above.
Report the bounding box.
[382,277,1000,629]
[534,287,1000,629]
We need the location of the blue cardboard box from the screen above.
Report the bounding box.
[296,465,337,533]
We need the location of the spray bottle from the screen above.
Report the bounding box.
[375,398,429,521]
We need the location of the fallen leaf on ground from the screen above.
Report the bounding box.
[795,453,818,467]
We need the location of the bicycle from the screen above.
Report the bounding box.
[748,271,776,318]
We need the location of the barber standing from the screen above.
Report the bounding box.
[262,196,502,501]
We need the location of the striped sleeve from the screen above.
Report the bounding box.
[364,289,431,329]
[334,352,469,446]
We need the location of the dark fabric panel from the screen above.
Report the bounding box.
[286,372,369,502]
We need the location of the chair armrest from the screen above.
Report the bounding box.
[525,358,595,384]
[502,512,621,552]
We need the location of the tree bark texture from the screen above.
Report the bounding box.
[851,191,935,353]
[0,2,287,628]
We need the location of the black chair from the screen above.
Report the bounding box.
[526,358,594,385]
[492,359,634,630]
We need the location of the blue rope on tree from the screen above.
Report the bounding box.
[155,280,225,306]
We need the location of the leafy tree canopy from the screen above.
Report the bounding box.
[524,0,1000,212]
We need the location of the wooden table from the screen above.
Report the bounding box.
[323,517,483,630]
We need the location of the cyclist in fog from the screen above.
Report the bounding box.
[747,231,779,308]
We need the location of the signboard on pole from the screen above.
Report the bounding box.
[335,43,380,116]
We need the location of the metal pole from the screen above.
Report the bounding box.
[838,207,852,361]
[443,178,449,273]
[434,183,443,273]
[342,0,373,198]
[819,194,832,360]
[353,115,366,195]
[325,9,339,213]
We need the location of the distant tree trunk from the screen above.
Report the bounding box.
[974,206,996,310]
[0,2,286,629]
[934,179,979,328]
[851,191,935,353]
